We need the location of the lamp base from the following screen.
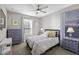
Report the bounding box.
[69,33,72,37]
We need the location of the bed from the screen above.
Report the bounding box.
[26,29,60,55]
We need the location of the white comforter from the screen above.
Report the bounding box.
[27,35,44,48]
[27,36,59,55]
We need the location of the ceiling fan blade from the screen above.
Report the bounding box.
[40,10,47,13]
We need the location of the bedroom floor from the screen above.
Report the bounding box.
[10,42,76,55]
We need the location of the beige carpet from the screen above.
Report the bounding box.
[11,42,76,55]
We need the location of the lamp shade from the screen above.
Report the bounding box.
[40,28,44,31]
[67,27,75,33]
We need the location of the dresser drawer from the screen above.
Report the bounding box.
[62,38,78,53]
[63,39,78,46]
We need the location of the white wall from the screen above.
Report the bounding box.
[41,13,60,30]
[32,19,41,35]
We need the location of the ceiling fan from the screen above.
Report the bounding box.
[31,4,48,14]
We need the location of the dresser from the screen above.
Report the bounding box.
[62,37,79,54]
[7,29,22,45]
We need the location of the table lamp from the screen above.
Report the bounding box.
[67,27,75,37]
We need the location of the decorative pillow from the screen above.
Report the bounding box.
[47,31,56,38]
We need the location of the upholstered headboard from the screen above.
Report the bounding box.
[45,29,60,41]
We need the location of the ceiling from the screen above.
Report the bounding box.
[2,4,73,18]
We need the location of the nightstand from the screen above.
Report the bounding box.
[62,37,79,54]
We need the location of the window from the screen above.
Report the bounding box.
[23,19,32,35]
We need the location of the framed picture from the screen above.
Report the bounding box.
[12,19,18,25]
[0,18,4,25]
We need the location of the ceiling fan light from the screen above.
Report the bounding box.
[37,11,40,13]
